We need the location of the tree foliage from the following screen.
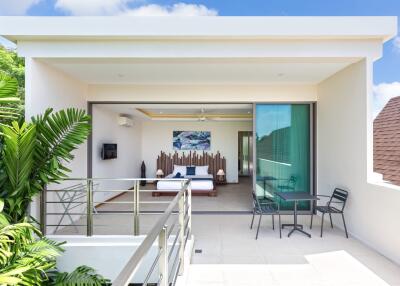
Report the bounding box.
[0,47,24,122]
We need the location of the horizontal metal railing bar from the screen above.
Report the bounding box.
[46,213,88,215]
[46,224,88,227]
[168,254,181,284]
[168,230,180,260]
[113,187,185,286]
[167,216,179,238]
[64,178,190,182]
[171,262,181,286]
[142,250,162,286]
[184,216,190,231]
[93,201,135,204]
[47,189,183,193]
[46,201,87,204]
[140,201,172,204]
[138,189,181,193]
[46,210,182,215]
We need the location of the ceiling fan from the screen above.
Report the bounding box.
[197,108,215,121]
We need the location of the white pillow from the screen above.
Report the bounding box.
[173,165,187,176]
[195,165,209,175]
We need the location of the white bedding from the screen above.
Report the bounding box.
[157,174,214,191]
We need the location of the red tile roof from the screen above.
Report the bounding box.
[374,96,400,186]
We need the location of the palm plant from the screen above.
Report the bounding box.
[0,200,109,285]
[0,199,63,285]
[0,108,91,222]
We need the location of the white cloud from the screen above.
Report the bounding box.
[121,3,218,16]
[373,82,400,118]
[55,0,131,16]
[0,0,41,15]
[392,36,400,53]
[55,0,217,16]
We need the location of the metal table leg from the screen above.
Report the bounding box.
[285,200,312,238]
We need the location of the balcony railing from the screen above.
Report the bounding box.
[40,178,192,286]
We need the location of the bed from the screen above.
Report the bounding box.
[155,174,215,196]
[153,167,216,197]
[153,151,226,197]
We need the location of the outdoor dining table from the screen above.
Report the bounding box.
[275,191,319,238]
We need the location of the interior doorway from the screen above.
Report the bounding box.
[238,131,253,177]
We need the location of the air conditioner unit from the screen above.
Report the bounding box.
[118,115,133,127]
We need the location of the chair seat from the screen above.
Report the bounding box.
[255,204,279,214]
[315,205,342,213]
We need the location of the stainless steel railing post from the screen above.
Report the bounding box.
[178,185,186,275]
[159,225,168,286]
[40,186,47,235]
[187,182,192,237]
[134,180,140,236]
[86,179,94,237]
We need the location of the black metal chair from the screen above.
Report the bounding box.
[277,175,297,191]
[310,188,349,238]
[250,191,281,239]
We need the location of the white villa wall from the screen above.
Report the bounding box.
[141,120,253,183]
[25,59,88,225]
[26,59,88,178]
[92,105,142,202]
[317,59,400,265]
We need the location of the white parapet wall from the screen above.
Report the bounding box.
[317,59,400,265]
[49,235,194,284]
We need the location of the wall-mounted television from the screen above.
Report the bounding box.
[101,144,117,160]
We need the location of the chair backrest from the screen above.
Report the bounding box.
[252,191,261,210]
[329,188,349,211]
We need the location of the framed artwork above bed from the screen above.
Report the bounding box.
[173,131,211,150]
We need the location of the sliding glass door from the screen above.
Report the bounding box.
[255,104,311,211]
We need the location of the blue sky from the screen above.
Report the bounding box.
[0,0,399,115]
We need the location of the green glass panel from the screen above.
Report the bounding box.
[255,104,310,211]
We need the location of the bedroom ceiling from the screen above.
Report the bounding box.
[40,57,358,85]
[96,103,253,121]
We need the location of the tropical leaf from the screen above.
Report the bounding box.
[0,213,64,286]
[31,108,91,187]
[0,122,36,222]
[48,265,110,286]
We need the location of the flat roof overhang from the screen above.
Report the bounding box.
[0,16,397,42]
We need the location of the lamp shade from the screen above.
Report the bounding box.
[217,169,225,176]
[156,169,164,176]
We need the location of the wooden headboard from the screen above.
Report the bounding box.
[157,151,226,180]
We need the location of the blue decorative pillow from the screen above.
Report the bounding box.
[173,172,183,178]
[186,166,196,176]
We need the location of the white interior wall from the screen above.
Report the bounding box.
[26,58,88,178]
[25,58,88,226]
[317,59,400,265]
[141,120,252,183]
[92,105,142,202]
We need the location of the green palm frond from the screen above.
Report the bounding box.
[48,265,110,286]
[0,210,64,286]
[0,122,36,222]
[32,108,91,186]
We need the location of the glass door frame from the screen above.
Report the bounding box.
[252,102,315,214]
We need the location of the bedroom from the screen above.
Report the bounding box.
[91,103,254,212]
